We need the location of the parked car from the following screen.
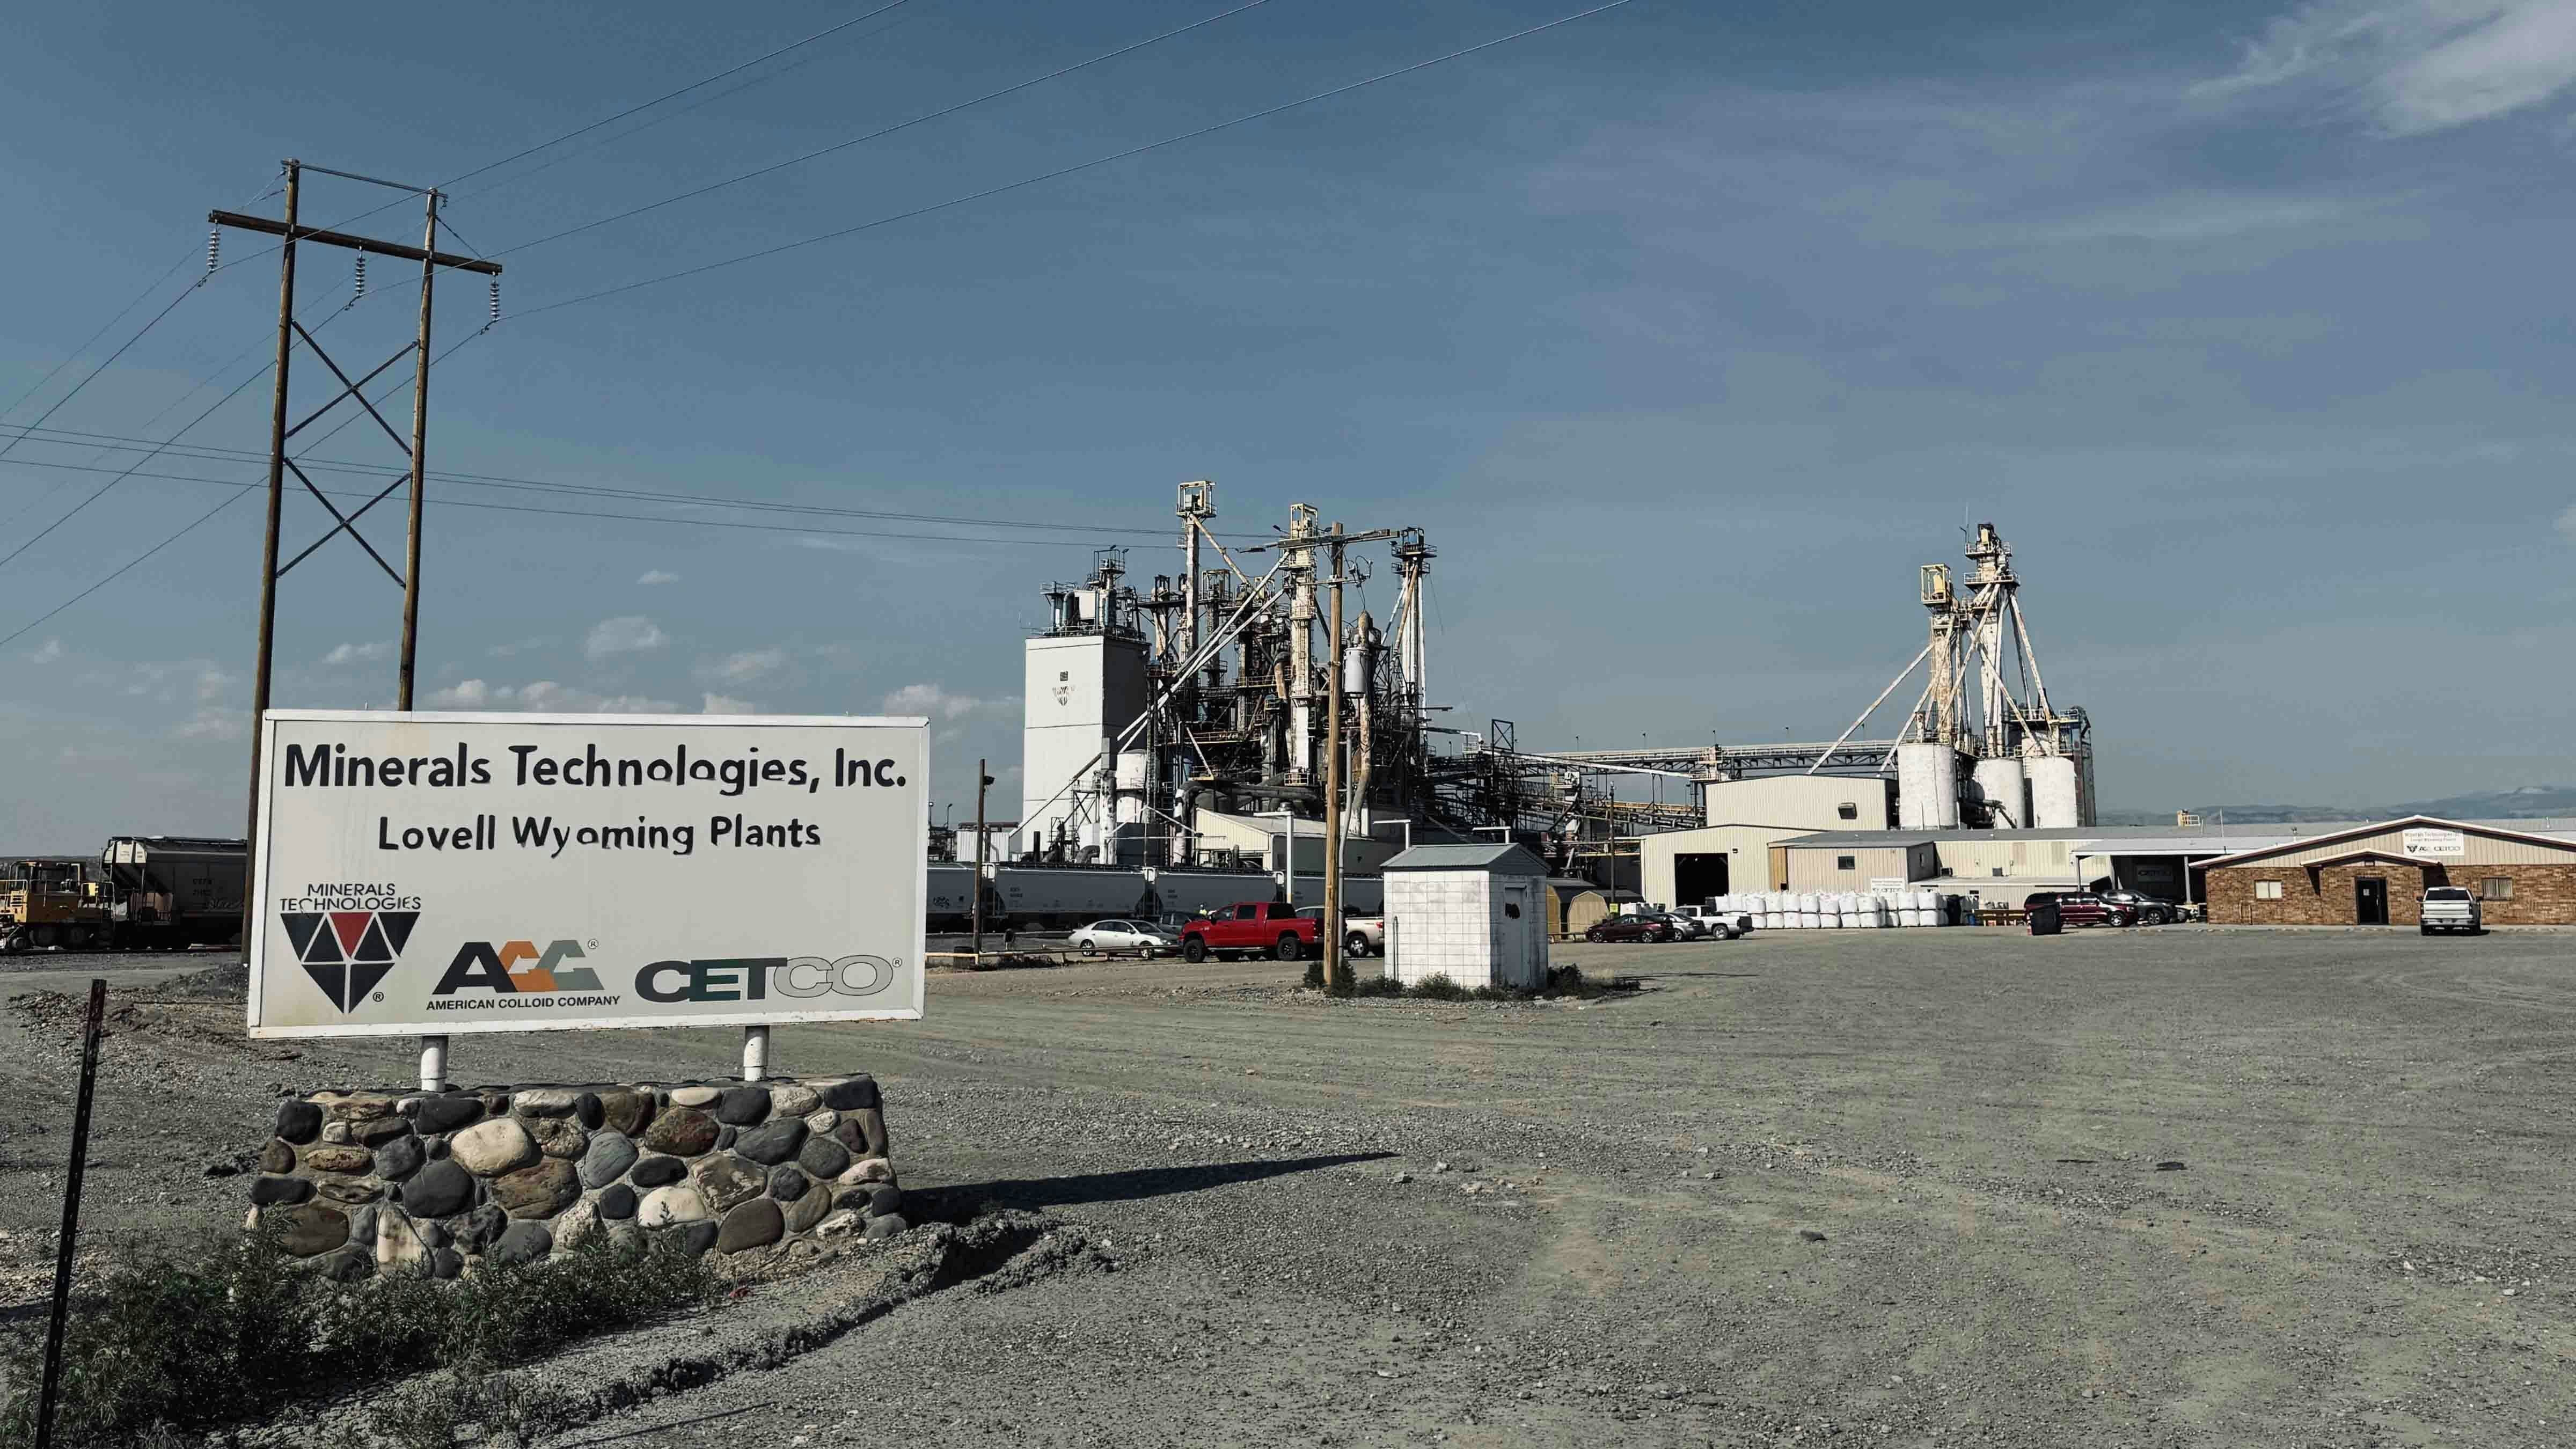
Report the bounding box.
[1067,919,1177,956]
[1181,902,1319,962]
[2420,886,2483,935]
[2023,891,2137,928]
[2091,886,2180,925]
[1587,912,1679,943]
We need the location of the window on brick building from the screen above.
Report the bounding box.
[2255,880,2284,900]
[2482,877,2513,901]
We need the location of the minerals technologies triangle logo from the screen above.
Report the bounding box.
[280,909,419,1013]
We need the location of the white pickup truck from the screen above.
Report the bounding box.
[1300,905,1385,957]
[2420,886,2483,935]
[1673,905,1750,939]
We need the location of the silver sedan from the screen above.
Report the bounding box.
[1067,919,1177,957]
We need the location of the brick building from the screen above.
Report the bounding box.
[2201,816,2576,927]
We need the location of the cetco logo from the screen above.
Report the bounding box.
[635,955,898,1003]
[280,910,419,1013]
[434,940,604,995]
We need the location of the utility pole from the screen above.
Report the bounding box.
[216,160,501,1084]
[971,759,991,960]
[1322,524,1346,991]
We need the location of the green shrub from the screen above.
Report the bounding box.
[4,1228,714,1446]
[369,1365,575,1449]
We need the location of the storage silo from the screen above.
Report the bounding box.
[2030,755,2081,829]
[1897,743,1962,829]
[1968,756,2028,829]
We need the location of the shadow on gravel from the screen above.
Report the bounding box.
[909,1152,1394,1221]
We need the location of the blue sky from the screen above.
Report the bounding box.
[4,0,2574,846]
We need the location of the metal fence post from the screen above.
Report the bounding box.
[35,977,108,1449]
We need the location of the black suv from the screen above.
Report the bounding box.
[2088,885,2179,925]
[2024,891,2137,928]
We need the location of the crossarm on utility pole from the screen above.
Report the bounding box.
[207,210,502,275]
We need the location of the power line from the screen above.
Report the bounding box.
[2,2,1636,645]
[211,1,921,275]
[0,255,193,423]
[0,433,1224,541]
[0,170,287,469]
[0,491,246,653]
[488,0,1277,261]
[442,5,940,204]
[0,292,367,570]
[512,0,1636,321]
[0,321,1153,655]
[443,0,920,193]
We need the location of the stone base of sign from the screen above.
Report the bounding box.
[243,1075,904,1280]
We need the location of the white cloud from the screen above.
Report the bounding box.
[2558,502,2576,542]
[707,647,786,685]
[584,616,667,662]
[175,707,245,741]
[428,679,676,713]
[430,679,494,708]
[321,640,392,667]
[638,569,681,586]
[488,635,553,658]
[700,692,759,714]
[2202,2,2576,135]
[881,682,993,720]
[28,638,62,664]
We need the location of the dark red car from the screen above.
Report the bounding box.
[2024,891,2136,928]
[1587,912,1679,943]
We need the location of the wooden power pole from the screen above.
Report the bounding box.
[215,160,501,1015]
[1322,524,1346,991]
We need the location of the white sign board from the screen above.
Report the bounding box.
[248,710,926,1038]
[2401,827,2466,859]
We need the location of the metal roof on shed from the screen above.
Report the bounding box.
[1384,843,1552,874]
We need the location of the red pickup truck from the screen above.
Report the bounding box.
[1180,902,1317,962]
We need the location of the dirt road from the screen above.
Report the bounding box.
[5,927,2571,1445]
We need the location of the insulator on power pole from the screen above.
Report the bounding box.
[201,227,219,284]
[347,253,367,309]
[485,277,502,331]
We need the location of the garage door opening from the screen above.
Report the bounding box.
[1674,853,1729,907]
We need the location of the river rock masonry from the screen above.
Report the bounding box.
[244,1075,903,1280]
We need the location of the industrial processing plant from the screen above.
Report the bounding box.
[992,486,2105,899]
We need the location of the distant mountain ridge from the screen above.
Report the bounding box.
[2097,785,2576,828]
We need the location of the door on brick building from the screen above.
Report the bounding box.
[2355,876,2389,926]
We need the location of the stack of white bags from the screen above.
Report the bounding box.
[1711,888,1953,929]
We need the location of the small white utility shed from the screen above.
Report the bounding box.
[1383,843,1553,991]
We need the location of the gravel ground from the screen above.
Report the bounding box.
[4,927,2573,1446]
